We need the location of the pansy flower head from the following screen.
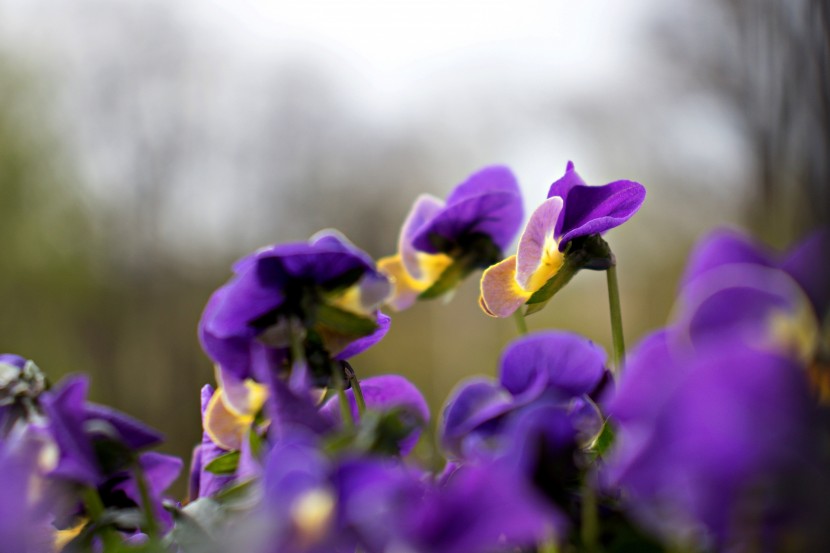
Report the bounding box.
[199,230,391,410]
[480,162,645,317]
[379,165,524,310]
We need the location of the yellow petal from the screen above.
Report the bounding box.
[204,387,255,451]
[479,255,532,318]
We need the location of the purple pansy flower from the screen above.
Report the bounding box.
[673,229,829,396]
[379,165,524,310]
[199,230,391,391]
[441,331,609,460]
[319,374,430,456]
[605,336,827,550]
[480,162,645,317]
[256,434,559,553]
[38,375,182,531]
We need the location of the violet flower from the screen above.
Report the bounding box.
[379,165,524,310]
[606,335,828,550]
[441,331,609,460]
[480,162,645,317]
[199,230,391,396]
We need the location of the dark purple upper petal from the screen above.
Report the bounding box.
[440,378,515,458]
[411,166,523,254]
[39,376,100,485]
[499,331,609,402]
[781,227,830,317]
[84,403,163,451]
[554,180,646,248]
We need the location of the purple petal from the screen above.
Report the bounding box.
[679,229,776,289]
[412,191,524,253]
[676,262,806,353]
[40,376,100,485]
[445,165,522,205]
[499,331,608,402]
[400,194,446,278]
[0,354,27,370]
[320,374,429,455]
[555,180,646,249]
[203,270,284,340]
[84,403,163,450]
[781,227,830,317]
[546,162,587,234]
[334,312,391,360]
[440,378,515,458]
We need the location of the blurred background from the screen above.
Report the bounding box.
[0,0,827,496]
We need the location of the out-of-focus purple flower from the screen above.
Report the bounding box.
[441,331,609,459]
[0,426,59,553]
[605,337,826,550]
[675,228,830,400]
[256,434,560,553]
[394,461,564,553]
[40,375,162,487]
[318,374,430,455]
[379,165,524,310]
[480,162,645,317]
[199,230,391,390]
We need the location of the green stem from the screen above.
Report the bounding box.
[606,264,626,372]
[513,310,528,335]
[80,486,121,550]
[581,477,600,553]
[288,318,306,372]
[348,373,367,415]
[134,465,159,539]
[333,368,354,428]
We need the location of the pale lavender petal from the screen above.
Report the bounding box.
[515,197,564,288]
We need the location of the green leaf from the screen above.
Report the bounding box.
[315,304,378,338]
[590,421,616,458]
[203,450,240,475]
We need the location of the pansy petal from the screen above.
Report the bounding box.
[441,378,515,457]
[203,387,254,451]
[320,375,430,455]
[84,403,163,450]
[334,311,391,360]
[680,229,775,289]
[546,162,587,237]
[203,271,284,340]
[556,180,646,248]
[378,255,427,311]
[400,194,446,279]
[412,191,524,253]
[515,196,565,290]
[446,165,522,205]
[479,256,531,318]
[500,331,608,401]
[781,228,830,318]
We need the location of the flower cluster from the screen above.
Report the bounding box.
[4,162,829,553]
